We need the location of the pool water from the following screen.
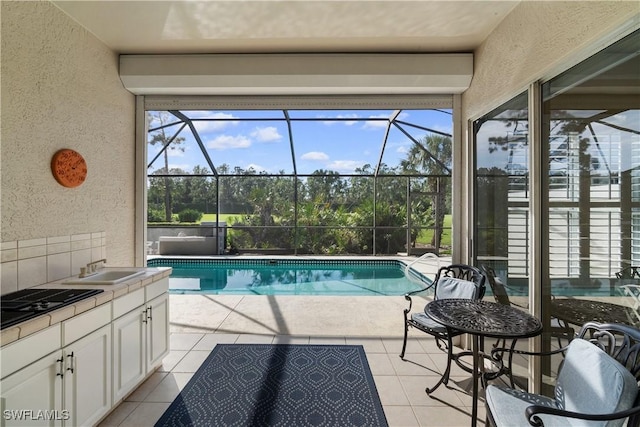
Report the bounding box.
[147,259,429,296]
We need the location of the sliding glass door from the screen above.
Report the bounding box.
[474,93,529,299]
[473,28,639,391]
[541,29,640,335]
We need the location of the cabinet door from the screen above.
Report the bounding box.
[112,305,146,403]
[146,293,169,372]
[0,353,63,427]
[63,324,111,427]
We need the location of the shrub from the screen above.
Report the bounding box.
[147,209,165,222]
[177,209,203,223]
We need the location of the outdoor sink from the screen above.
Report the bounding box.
[64,269,146,285]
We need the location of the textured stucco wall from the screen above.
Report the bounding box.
[1,1,136,265]
[463,1,639,120]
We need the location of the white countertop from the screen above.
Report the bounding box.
[1,267,172,347]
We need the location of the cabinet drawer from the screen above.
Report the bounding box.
[145,278,169,301]
[1,324,61,379]
[63,302,111,346]
[113,288,145,319]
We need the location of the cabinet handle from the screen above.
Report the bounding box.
[147,306,153,321]
[142,309,148,323]
[66,352,75,374]
[56,357,64,377]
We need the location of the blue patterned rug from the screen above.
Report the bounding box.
[155,344,388,427]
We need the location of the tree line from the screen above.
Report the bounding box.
[148,133,453,254]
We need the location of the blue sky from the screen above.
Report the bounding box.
[147,109,453,175]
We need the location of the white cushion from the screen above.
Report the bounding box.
[410,312,447,333]
[435,277,480,300]
[487,339,638,427]
[556,339,638,422]
[486,385,562,427]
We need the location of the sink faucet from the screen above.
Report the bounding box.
[80,259,107,277]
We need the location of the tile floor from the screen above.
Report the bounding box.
[98,293,492,427]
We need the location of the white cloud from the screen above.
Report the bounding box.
[245,163,267,172]
[193,112,240,133]
[319,113,360,126]
[363,114,390,129]
[207,134,251,150]
[301,151,329,161]
[396,144,410,154]
[167,147,186,157]
[425,124,453,137]
[251,126,282,142]
[327,160,363,172]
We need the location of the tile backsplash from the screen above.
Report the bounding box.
[1,232,106,295]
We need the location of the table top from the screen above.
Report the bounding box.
[551,298,639,327]
[425,299,543,339]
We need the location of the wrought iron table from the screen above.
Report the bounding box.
[551,298,639,327]
[425,299,543,427]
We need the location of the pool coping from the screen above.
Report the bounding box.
[147,255,441,296]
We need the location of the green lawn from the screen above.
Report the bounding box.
[200,213,240,224]
[416,214,452,246]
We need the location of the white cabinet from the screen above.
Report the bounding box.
[0,325,111,427]
[112,278,169,403]
[63,324,111,427]
[112,303,145,402]
[146,293,169,370]
[145,278,170,372]
[1,273,170,426]
[0,351,62,427]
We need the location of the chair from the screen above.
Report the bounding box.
[482,266,574,353]
[482,265,527,349]
[616,266,640,279]
[622,285,640,312]
[400,264,486,394]
[481,265,526,309]
[486,322,640,427]
[481,265,529,385]
[612,267,640,325]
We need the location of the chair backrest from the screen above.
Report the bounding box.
[433,264,486,301]
[577,322,640,382]
[556,322,640,426]
[481,265,511,306]
[616,266,640,279]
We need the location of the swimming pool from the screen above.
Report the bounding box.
[147,258,430,296]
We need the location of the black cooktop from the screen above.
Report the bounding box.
[1,288,104,330]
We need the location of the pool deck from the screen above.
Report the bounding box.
[158,254,445,337]
[99,255,494,426]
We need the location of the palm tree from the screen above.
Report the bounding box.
[401,134,452,249]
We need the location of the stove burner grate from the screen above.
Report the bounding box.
[1,288,104,330]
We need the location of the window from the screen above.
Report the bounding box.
[146,107,454,255]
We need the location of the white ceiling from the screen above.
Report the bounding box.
[51,0,521,54]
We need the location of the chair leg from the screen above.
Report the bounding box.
[490,338,518,389]
[400,319,409,359]
[434,337,447,352]
[426,335,453,394]
[508,340,517,388]
[482,338,518,388]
